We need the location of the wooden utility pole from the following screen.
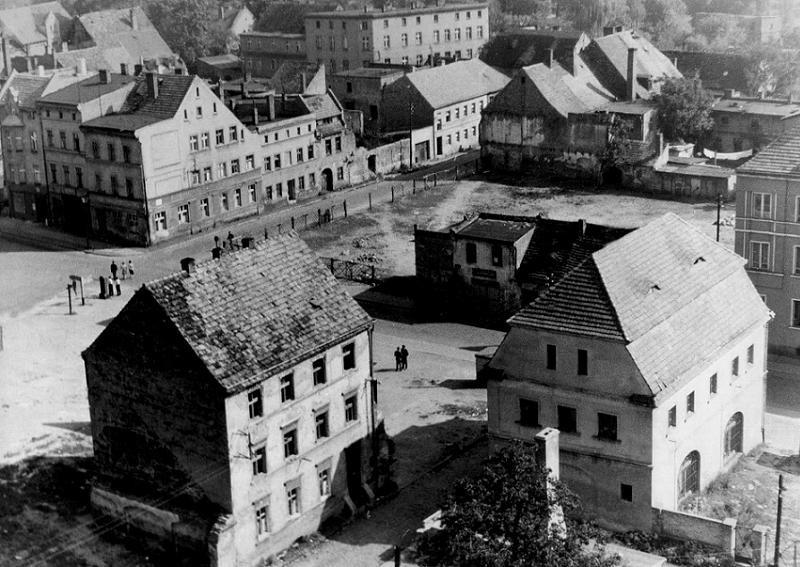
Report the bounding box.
[776,474,785,567]
[716,193,724,242]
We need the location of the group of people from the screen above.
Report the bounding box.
[110,259,135,281]
[394,345,410,371]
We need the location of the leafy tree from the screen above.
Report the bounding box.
[653,77,715,144]
[560,0,630,34]
[146,0,228,68]
[687,13,748,50]
[641,0,692,48]
[416,442,620,567]
[598,115,633,185]
[742,44,800,97]
[488,0,509,36]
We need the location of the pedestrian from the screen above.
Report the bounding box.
[214,235,220,249]
[110,260,118,280]
[227,231,235,249]
[127,260,134,278]
[394,347,402,371]
[115,277,121,296]
[400,345,409,370]
[120,262,128,280]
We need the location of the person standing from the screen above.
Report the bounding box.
[120,262,128,280]
[110,260,118,280]
[400,345,409,371]
[394,347,402,371]
[127,260,134,278]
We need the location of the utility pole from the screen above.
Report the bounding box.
[776,474,785,567]
[716,193,724,242]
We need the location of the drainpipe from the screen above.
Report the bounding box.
[38,110,53,225]
[140,159,151,246]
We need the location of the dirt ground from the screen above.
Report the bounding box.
[301,177,735,277]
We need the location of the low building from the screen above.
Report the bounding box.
[215,5,255,53]
[710,93,800,154]
[735,124,800,379]
[240,32,307,79]
[330,65,408,135]
[484,213,770,529]
[83,233,381,565]
[196,54,243,82]
[640,150,736,199]
[414,212,630,323]
[80,73,262,244]
[382,58,509,162]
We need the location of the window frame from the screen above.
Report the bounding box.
[749,241,770,271]
[557,405,577,434]
[248,387,263,419]
[283,424,299,458]
[344,393,358,422]
[280,373,295,403]
[752,192,772,219]
[313,357,327,386]
[342,342,356,370]
[315,409,330,440]
[518,398,539,427]
[596,412,618,441]
[546,344,557,370]
[251,444,267,475]
[577,349,588,376]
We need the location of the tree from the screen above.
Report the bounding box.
[653,77,715,144]
[598,115,633,185]
[641,0,692,48]
[146,0,228,68]
[742,44,800,97]
[417,442,620,567]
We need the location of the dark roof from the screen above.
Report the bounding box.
[480,29,584,72]
[0,72,50,109]
[662,50,749,93]
[401,59,510,109]
[140,232,373,393]
[306,2,487,18]
[455,216,536,242]
[712,97,800,118]
[81,113,163,131]
[120,74,194,117]
[655,162,735,179]
[737,124,800,177]
[302,91,341,119]
[39,72,136,105]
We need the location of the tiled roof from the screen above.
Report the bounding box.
[80,113,162,132]
[120,74,194,117]
[405,59,510,109]
[480,29,584,71]
[302,91,341,120]
[455,216,536,242]
[0,1,70,47]
[662,50,749,93]
[142,232,373,393]
[39,72,136,105]
[736,124,800,177]
[510,213,769,398]
[54,45,130,72]
[654,162,735,179]
[77,7,176,63]
[0,72,50,109]
[712,97,800,118]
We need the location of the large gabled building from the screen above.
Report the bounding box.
[485,214,770,529]
[84,233,381,565]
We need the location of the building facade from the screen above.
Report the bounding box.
[304,2,488,74]
[83,234,381,566]
[735,125,800,379]
[710,93,800,154]
[330,66,407,135]
[484,214,770,529]
[240,32,307,79]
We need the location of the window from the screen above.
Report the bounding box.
[62,166,70,186]
[265,185,273,200]
[335,136,342,152]
[793,299,800,328]
[620,483,633,502]
[298,176,305,191]
[337,167,344,181]
[263,156,271,171]
[216,129,224,144]
[362,36,370,50]
[383,35,390,48]
[519,398,539,426]
[466,26,473,39]
[491,243,502,266]
[280,373,295,403]
[248,387,263,418]
[343,342,356,370]
[276,182,283,198]
[710,373,718,395]
[59,131,67,149]
[189,135,199,151]
[445,110,451,122]
[731,356,739,377]
[49,163,57,184]
[557,405,577,433]
[33,166,40,183]
[249,184,256,203]
[297,148,304,163]
[234,188,242,207]
[231,159,240,174]
[200,198,210,217]
[313,358,326,385]
[477,25,484,38]
[191,170,201,185]
[283,426,298,458]
[122,145,131,163]
[577,349,588,376]
[724,412,743,456]
[309,172,316,187]
[686,391,695,415]
[401,33,408,46]
[274,154,281,169]
[415,31,422,45]
[434,14,439,22]
[221,192,229,211]
[154,211,167,231]
[345,394,358,422]
[315,410,329,440]
[91,140,99,158]
[200,132,210,149]
[75,167,83,188]
[668,405,677,427]
[318,466,331,496]
[445,29,451,41]
[72,132,80,151]
[251,445,267,475]
[434,30,440,43]
[597,413,618,441]
[196,106,203,118]
[678,451,700,498]
[750,241,769,271]
[752,192,772,218]
[416,54,424,65]
[255,503,270,537]
[202,166,212,182]
[546,344,557,370]
[217,162,227,178]
[465,242,477,264]
[46,129,54,147]
[454,28,461,40]
[229,126,238,141]
[308,145,315,159]
[246,154,255,170]
[286,485,300,516]
[325,139,332,155]
[107,143,116,161]
[30,131,37,151]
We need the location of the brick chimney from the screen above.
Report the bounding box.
[129,8,138,30]
[98,68,110,84]
[120,63,128,75]
[267,92,275,120]
[535,427,560,480]
[146,71,158,99]
[626,47,636,101]
[1,35,11,78]
[546,48,554,68]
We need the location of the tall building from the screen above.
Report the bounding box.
[304,2,489,74]
[84,234,381,565]
[240,32,307,78]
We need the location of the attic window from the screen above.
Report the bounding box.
[520,76,525,85]
[649,284,661,293]
[309,299,322,309]
[693,256,706,265]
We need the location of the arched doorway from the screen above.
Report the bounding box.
[724,412,743,457]
[678,451,700,499]
[367,154,376,173]
[321,168,334,192]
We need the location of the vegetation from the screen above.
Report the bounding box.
[416,442,620,567]
[146,0,230,68]
[653,77,715,144]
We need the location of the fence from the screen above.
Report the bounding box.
[319,257,385,285]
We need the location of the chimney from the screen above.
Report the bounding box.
[120,63,128,75]
[180,257,196,274]
[218,81,225,105]
[25,56,32,72]
[626,47,636,102]
[1,35,10,78]
[219,5,225,18]
[534,427,560,481]
[61,40,68,52]
[98,68,110,84]
[790,93,794,104]
[146,71,158,99]
[252,100,259,125]
[36,64,45,76]
[129,7,138,30]
[77,57,87,76]
[577,218,586,235]
[546,48,554,68]
[134,63,143,76]
[267,92,275,120]
[301,72,307,92]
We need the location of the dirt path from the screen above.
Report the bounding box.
[422,181,482,231]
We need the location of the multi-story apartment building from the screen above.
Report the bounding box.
[735,125,800,380]
[304,2,489,74]
[240,32,307,78]
[484,213,770,529]
[382,59,508,161]
[38,70,137,235]
[84,234,381,565]
[80,73,262,244]
[710,93,800,154]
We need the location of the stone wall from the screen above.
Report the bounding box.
[652,508,736,558]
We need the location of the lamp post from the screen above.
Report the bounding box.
[81,193,91,249]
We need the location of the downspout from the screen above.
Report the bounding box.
[38,108,52,225]
[367,324,379,485]
[139,146,150,247]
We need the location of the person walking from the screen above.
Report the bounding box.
[120,261,128,280]
[110,260,118,280]
[394,347,402,371]
[400,345,409,371]
[127,260,134,278]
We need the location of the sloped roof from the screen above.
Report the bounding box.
[712,97,800,118]
[139,232,373,393]
[405,59,510,109]
[662,50,749,93]
[54,45,130,72]
[737,124,800,177]
[76,7,176,62]
[455,216,536,242]
[0,72,50,109]
[0,1,70,47]
[510,213,769,399]
[480,29,584,71]
[39,72,136,105]
[302,90,341,119]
